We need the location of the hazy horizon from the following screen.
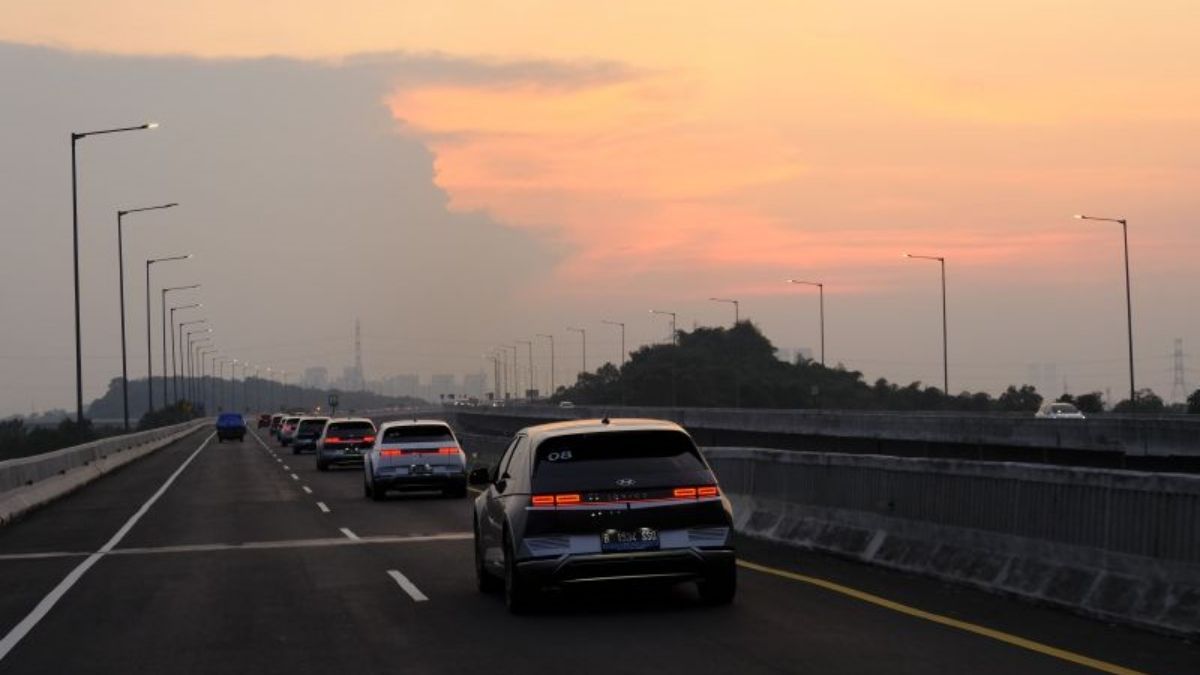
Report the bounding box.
[2,3,1198,418]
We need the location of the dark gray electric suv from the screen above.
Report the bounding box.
[470,418,735,612]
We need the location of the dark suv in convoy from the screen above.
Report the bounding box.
[291,416,330,454]
[215,413,247,443]
[470,418,735,612]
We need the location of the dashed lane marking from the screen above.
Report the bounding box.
[316,502,330,513]
[339,527,360,541]
[736,560,1143,675]
[290,473,299,481]
[387,570,429,602]
[302,486,313,494]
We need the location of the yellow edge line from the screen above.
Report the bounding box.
[736,559,1145,675]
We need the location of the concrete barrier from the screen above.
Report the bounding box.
[0,419,211,526]
[453,406,1200,459]
[705,447,1200,637]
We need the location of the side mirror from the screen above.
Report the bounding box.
[468,466,491,486]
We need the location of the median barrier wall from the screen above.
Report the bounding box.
[706,447,1200,636]
[0,418,211,525]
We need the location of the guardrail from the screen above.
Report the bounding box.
[449,405,1200,459]
[707,447,1200,636]
[0,419,211,495]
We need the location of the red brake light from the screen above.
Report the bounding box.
[531,495,554,506]
[380,449,404,457]
[697,486,719,497]
[363,435,376,443]
[324,436,342,444]
[555,493,581,505]
[673,487,698,498]
[531,493,581,506]
[438,446,460,454]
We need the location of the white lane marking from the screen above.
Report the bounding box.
[276,458,282,463]
[387,570,430,603]
[339,527,360,541]
[0,532,474,561]
[468,486,483,494]
[316,502,330,513]
[290,473,299,481]
[0,431,214,663]
[283,465,290,470]
[302,486,313,494]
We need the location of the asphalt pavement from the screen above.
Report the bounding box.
[0,427,1196,674]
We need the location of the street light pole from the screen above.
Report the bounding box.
[117,204,177,430]
[905,254,948,395]
[159,280,197,408]
[709,298,739,325]
[536,334,556,397]
[185,328,210,403]
[601,320,626,366]
[517,340,535,400]
[170,306,202,403]
[1075,214,1136,409]
[787,280,825,366]
[650,310,677,345]
[567,327,587,377]
[70,122,158,425]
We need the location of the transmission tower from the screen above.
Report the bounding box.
[1171,338,1187,403]
[354,318,364,391]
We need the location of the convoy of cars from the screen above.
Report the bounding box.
[226,408,736,612]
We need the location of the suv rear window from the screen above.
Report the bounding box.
[298,419,329,433]
[326,421,375,436]
[532,430,707,488]
[381,424,454,444]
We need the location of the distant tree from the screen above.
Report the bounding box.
[1189,389,1200,414]
[1056,393,1075,404]
[1073,392,1105,414]
[998,385,1043,412]
[1112,388,1165,413]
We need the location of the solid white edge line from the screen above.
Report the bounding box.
[0,431,214,663]
[316,502,330,513]
[387,570,429,602]
[339,527,359,540]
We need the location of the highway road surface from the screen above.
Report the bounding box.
[0,428,1196,674]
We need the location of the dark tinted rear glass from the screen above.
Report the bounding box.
[327,421,375,435]
[532,430,707,488]
[382,425,454,444]
[298,419,328,432]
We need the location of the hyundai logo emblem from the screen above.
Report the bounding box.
[615,478,637,487]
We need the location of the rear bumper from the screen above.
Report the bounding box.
[516,547,735,588]
[216,428,245,440]
[318,449,365,465]
[293,438,320,451]
[372,472,466,492]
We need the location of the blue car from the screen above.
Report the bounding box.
[216,413,247,443]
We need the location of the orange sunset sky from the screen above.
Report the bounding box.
[1,1,1198,406]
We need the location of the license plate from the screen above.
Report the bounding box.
[410,464,432,476]
[601,528,659,552]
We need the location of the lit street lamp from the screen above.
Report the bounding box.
[787,280,825,366]
[70,122,158,424]
[905,253,949,395]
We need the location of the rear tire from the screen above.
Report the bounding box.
[363,479,373,499]
[475,522,501,593]
[503,530,534,613]
[316,461,328,472]
[698,564,737,605]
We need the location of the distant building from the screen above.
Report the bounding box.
[429,374,455,398]
[302,366,328,389]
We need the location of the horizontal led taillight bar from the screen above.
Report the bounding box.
[531,493,581,506]
[324,436,375,444]
[673,486,720,498]
[379,446,461,457]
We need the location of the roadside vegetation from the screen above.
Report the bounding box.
[553,322,1192,414]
